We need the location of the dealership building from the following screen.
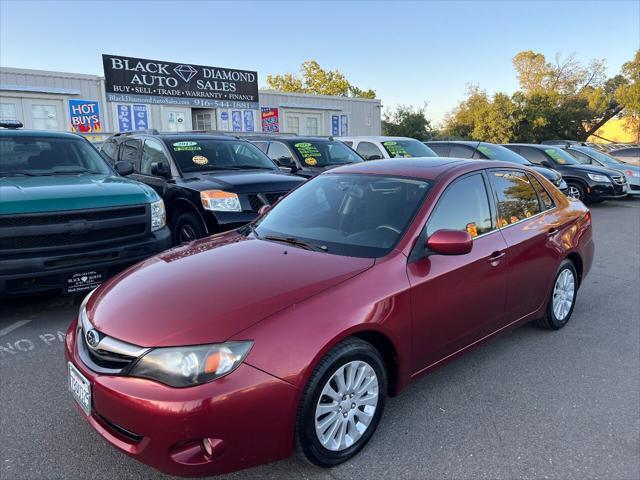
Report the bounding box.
[0,56,381,138]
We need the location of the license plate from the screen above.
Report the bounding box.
[68,362,91,416]
[63,270,105,294]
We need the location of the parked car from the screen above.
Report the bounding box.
[0,125,171,296]
[246,136,364,178]
[560,144,640,196]
[503,144,627,203]
[610,146,640,165]
[426,140,568,193]
[339,136,437,160]
[100,132,305,244]
[66,157,593,477]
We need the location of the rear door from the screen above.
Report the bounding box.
[487,169,560,322]
[407,172,508,372]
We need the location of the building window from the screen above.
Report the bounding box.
[0,103,17,121]
[194,112,213,131]
[31,104,59,130]
[286,116,299,134]
[306,117,319,136]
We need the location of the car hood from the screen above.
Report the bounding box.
[0,174,158,214]
[87,232,375,347]
[556,164,620,176]
[530,165,561,182]
[179,170,305,193]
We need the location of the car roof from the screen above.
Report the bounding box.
[0,129,84,140]
[107,132,243,143]
[339,136,421,142]
[245,136,334,142]
[324,157,519,181]
[506,143,559,150]
[426,140,487,146]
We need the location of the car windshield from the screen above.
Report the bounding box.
[476,144,531,165]
[571,147,621,166]
[290,140,363,167]
[543,147,579,165]
[169,139,277,173]
[0,136,111,176]
[253,174,430,258]
[381,140,436,158]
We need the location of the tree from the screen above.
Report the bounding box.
[615,50,640,141]
[265,60,376,98]
[382,104,434,140]
[444,50,635,142]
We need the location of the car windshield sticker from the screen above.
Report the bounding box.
[545,148,566,164]
[477,145,495,158]
[173,141,202,152]
[383,141,411,158]
[294,142,322,162]
[192,155,209,165]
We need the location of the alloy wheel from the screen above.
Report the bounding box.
[314,360,379,452]
[567,185,582,200]
[179,224,197,244]
[552,269,575,321]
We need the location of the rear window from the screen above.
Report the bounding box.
[0,136,111,176]
[169,139,278,173]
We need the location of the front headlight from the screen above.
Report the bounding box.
[129,341,253,387]
[201,190,242,212]
[587,173,611,183]
[150,199,166,231]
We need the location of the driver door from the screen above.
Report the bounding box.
[406,173,508,373]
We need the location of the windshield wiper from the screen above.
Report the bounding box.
[0,171,38,177]
[242,223,262,239]
[263,235,328,253]
[50,170,102,175]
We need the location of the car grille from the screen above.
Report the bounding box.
[0,205,148,253]
[612,175,626,185]
[247,191,288,211]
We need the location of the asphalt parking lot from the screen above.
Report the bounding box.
[1,198,639,480]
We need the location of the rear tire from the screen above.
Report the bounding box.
[534,259,578,330]
[172,212,205,245]
[295,338,387,467]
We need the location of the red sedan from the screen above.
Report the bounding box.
[65,158,594,477]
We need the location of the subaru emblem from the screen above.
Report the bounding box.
[86,329,100,348]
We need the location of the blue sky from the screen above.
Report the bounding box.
[1,0,638,124]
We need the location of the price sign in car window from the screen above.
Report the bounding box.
[382,141,411,158]
[545,148,566,164]
[294,142,322,165]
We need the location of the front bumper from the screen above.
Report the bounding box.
[64,319,298,477]
[626,177,640,195]
[587,182,627,200]
[203,210,258,234]
[0,227,171,296]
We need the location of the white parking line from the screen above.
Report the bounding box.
[0,320,32,337]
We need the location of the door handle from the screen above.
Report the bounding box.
[547,227,558,236]
[486,251,506,264]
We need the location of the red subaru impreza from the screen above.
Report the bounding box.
[65,158,594,477]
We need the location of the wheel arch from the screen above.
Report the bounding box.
[350,330,401,397]
[565,252,584,287]
[170,197,214,235]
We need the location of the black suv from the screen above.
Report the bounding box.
[101,132,305,244]
[426,141,568,193]
[246,136,364,178]
[503,144,627,203]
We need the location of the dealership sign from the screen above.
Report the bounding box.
[102,54,259,109]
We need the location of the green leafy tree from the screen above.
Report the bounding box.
[615,50,640,141]
[265,60,376,98]
[382,104,434,141]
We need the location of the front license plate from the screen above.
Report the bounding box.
[68,362,91,416]
[64,270,105,294]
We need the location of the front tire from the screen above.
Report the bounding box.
[566,182,588,204]
[172,211,205,245]
[534,259,578,330]
[295,338,387,467]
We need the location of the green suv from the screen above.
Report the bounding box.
[0,125,171,296]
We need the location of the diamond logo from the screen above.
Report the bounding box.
[173,64,197,83]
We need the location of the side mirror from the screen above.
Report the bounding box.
[114,160,134,176]
[258,205,271,216]
[151,161,171,178]
[365,154,383,161]
[426,229,473,255]
[541,160,553,168]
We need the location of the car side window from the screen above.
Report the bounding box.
[356,141,384,160]
[427,144,450,156]
[528,173,555,211]
[519,147,549,165]
[489,170,541,226]
[101,140,118,162]
[449,145,475,159]
[252,141,268,153]
[568,149,594,165]
[426,174,494,238]
[141,138,169,175]
[267,142,296,166]
[119,139,142,171]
